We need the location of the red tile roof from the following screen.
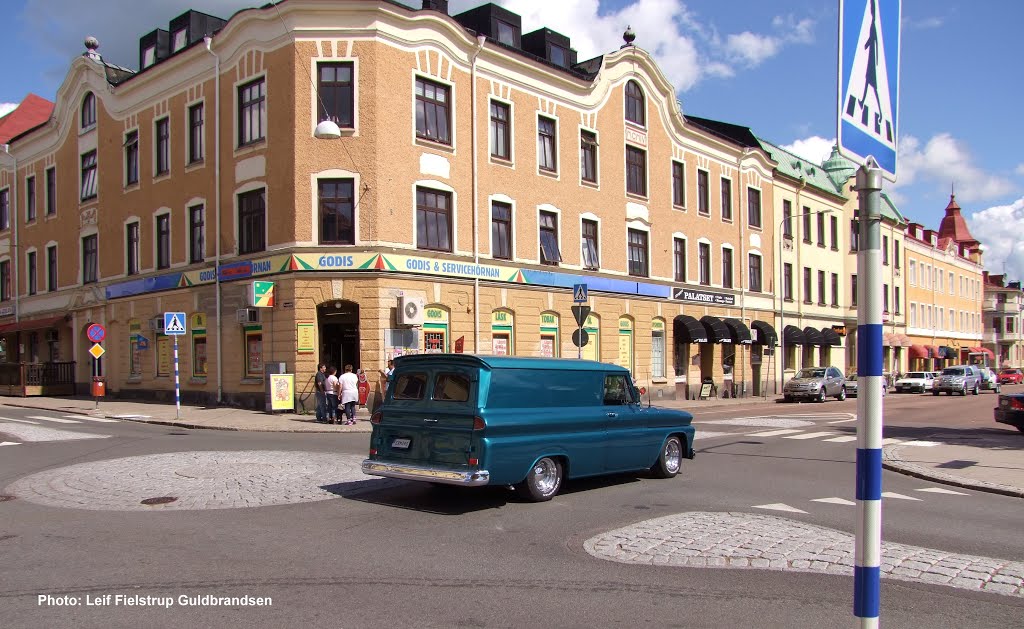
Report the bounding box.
[0,93,54,144]
[937,193,980,247]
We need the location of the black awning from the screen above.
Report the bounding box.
[723,318,753,344]
[751,320,778,346]
[820,327,842,346]
[802,326,824,346]
[700,316,731,343]
[674,315,709,344]
[783,325,806,345]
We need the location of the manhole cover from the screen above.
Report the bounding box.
[0,495,15,502]
[140,496,178,506]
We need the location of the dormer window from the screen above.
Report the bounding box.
[172,29,187,52]
[81,92,96,130]
[496,19,517,46]
[549,44,568,68]
[143,46,156,68]
[625,80,644,126]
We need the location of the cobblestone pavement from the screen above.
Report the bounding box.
[0,423,110,442]
[584,512,1024,598]
[6,452,402,511]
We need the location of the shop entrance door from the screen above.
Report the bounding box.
[318,301,360,371]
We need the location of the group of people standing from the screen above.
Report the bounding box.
[314,364,360,425]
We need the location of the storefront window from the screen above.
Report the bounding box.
[651,319,665,379]
[191,314,207,378]
[423,305,449,353]
[617,316,634,374]
[491,309,514,355]
[540,311,559,358]
[156,336,171,377]
[245,330,263,378]
[128,319,142,378]
[580,313,600,361]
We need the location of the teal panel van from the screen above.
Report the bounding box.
[361,355,695,501]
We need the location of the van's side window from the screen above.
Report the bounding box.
[603,374,632,405]
[433,373,470,402]
[393,373,428,400]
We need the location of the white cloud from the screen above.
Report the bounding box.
[0,103,17,119]
[1016,163,1024,176]
[967,197,1024,279]
[724,31,780,66]
[894,133,1016,203]
[780,135,835,165]
[902,15,944,30]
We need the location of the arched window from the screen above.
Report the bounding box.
[81,92,96,129]
[625,81,644,126]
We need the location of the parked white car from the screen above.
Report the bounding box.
[894,371,935,393]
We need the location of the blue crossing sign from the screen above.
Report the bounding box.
[573,283,588,303]
[838,0,901,179]
[163,312,187,336]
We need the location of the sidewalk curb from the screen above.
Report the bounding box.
[102,417,372,434]
[882,444,1024,499]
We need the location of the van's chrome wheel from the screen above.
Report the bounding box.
[515,457,563,502]
[651,436,683,479]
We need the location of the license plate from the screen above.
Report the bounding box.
[391,438,412,449]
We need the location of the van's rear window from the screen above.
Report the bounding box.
[433,373,470,402]
[393,373,428,400]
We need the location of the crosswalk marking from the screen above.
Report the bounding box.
[915,487,968,495]
[0,441,20,446]
[0,417,40,424]
[753,503,808,514]
[827,418,858,424]
[811,497,856,505]
[823,435,858,443]
[784,431,836,440]
[882,492,921,501]
[746,429,804,437]
[900,440,939,447]
[881,438,904,445]
[64,415,119,423]
[27,415,80,424]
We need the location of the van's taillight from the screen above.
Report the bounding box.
[468,458,479,466]
[369,449,377,456]
[473,416,485,430]
[371,411,383,424]
[1010,398,1024,410]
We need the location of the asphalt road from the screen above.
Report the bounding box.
[0,393,1021,629]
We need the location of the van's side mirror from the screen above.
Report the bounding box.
[639,387,647,395]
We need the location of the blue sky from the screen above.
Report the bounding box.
[3,0,1022,276]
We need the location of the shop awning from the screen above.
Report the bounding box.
[722,318,753,344]
[783,325,806,345]
[0,314,68,335]
[674,315,709,344]
[980,347,996,360]
[802,326,824,346]
[882,333,897,347]
[700,316,732,343]
[908,344,930,359]
[820,327,842,346]
[751,321,778,346]
[897,334,912,347]
[938,345,955,358]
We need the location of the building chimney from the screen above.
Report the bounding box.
[422,0,449,14]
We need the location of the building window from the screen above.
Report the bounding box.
[817,213,825,246]
[238,188,266,254]
[244,331,263,379]
[894,286,901,315]
[909,260,916,285]
[189,204,205,263]
[496,19,518,45]
[883,235,889,265]
[783,200,793,238]
[720,178,733,221]
[893,240,901,268]
[651,323,665,379]
[783,263,793,301]
[26,251,37,296]
[626,146,646,196]
[538,210,561,265]
[817,270,826,305]
[581,219,599,269]
[156,214,170,269]
[47,245,57,291]
[82,234,98,284]
[25,176,35,222]
[142,46,156,68]
[0,189,8,230]
[172,29,187,52]
[45,167,56,216]
[81,92,96,129]
[697,170,709,215]
[850,220,860,251]
[549,44,569,68]
[883,283,890,313]
[673,238,686,282]
[580,130,597,183]
[0,260,10,301]
[318,62,354,128]
[490,101,510,160]
[318,179,355,245]
[672,161,685,207]
[415,77,450,144]
[748,253,762,292]
[747,188,761,228]
[81,150,98,201]
[155,117,170,175]
[830,215,838,250]
[537,116,557,172]
[698,242,710,285]
[802,209,812,243]
[910,303,917,327]
[831,273,839,306]
[188,103,204,163]
[491,201,512,260]
[125,130,139,185]
[803,267,812,304]
[851,274,858,306]
[126,222,139,275]
[627,229,648,277]
[721,247,733,289]
[624,80,644,126]
[415,187,452,253]
[237,77,266,146]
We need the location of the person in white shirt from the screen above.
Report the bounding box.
[339,364,360,425]
[325,366,340,424]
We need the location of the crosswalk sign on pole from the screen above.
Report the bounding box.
[164,312,187,336]
[573,283,588,303]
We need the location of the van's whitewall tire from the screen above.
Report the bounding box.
[651,436,683,479]
[515,457,563,502]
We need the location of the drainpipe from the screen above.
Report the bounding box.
[205,36,223,404]
[470,34,485,354]
[0,145,17,325]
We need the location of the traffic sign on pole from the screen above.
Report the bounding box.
[164,312,187,335]
[571,305,591,328]
[571,328,589,349]
[86,324,106,344]
[88,343,105,359]
[573,283,588,303]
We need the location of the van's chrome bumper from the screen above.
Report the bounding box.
[361,460,490,486]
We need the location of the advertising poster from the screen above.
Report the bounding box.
[269,374,295,410]
[296,321,315,354]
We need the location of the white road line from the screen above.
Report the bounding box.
[745,429,804,437]
[881,438,904,445]
[900,440,940,447]
[65,415,119,423]
[784,431,836,440]
[0,441,21,446]
[752,503,808,514]
[827,418,858,424]
[811,497,856,505]
[26,415,80,424]
[823,435,858,443]
[915,487,969,495]
[693,431,733,440]
[882,492,921,501]
[0,417,40,424]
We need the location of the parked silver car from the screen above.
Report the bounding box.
[784,366,847,403]
[843,374,887,398]
[932,365,981,396]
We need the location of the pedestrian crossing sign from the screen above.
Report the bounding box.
[573,283,588,303]
[163,312,187,336]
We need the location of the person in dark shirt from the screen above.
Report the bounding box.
[314,363,328,423]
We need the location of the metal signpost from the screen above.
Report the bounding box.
[839,1,901,626]
[572,284,589,359]
[164,312,187,419]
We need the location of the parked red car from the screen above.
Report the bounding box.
[998,368,1024,385]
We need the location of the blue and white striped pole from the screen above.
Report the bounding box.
[173,335,181,420]
[854,161,884,627]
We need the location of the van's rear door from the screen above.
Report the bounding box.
[377,367,478,467]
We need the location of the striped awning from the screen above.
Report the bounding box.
[820,327,842,347]
[751,321,778,346]
[783,325,805,345]
[700,316,732,344]
[674,315,709,344]
[896,334,912,347]
[722,318,753,344]
[908,344,929,359]
[802,326,824,346]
